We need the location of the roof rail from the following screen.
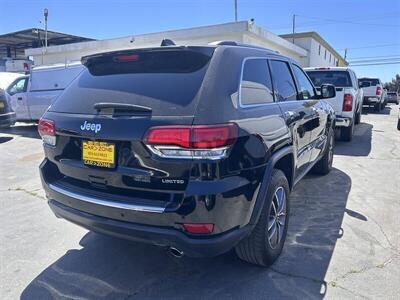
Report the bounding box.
[210,41,278,54]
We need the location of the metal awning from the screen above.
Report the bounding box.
[0,28,94,59]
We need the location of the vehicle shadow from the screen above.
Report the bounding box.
[362,105,392,115]
[21,168,351,300]
[334,122,372,157]
[0,123,40,139]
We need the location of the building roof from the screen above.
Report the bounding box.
[0,28,94,58]
[279,31,347,65]
[25,21,308,59]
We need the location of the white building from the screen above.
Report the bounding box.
[25,21,346,68]
[280,31,348,67]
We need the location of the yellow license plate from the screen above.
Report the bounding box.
[0,102,4,109]
[82,141,115,168]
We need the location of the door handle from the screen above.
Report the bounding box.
[17,97,23,100]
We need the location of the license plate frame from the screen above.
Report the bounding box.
[82,141,116,168]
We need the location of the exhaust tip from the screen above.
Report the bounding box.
[169,247,184,258]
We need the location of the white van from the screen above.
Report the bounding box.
[7,62,83,121]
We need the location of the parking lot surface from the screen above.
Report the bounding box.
[1,105,399,300]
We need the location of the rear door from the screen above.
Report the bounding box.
[44,47,214,210]
[269,59,313,178]
[7,76,29,120]
[292,64,326,163]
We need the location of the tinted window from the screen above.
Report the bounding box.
[240,59,274,105]
[359,78,380,86]
[50,49,213,116]
[269,60,297,101]
[292,65,316,100]
[307,71,352,87]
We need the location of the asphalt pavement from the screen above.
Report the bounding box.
[0,105,399,300]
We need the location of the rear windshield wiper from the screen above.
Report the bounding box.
[94,102,152,114]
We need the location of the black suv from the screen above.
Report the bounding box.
[39,42,336,266]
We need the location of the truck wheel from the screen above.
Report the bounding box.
[341,121,354,142]
[235,169,290,267]
[355,110,361,124]
[312,128,334,175]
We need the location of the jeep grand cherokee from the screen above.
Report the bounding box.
[39,42,336,266]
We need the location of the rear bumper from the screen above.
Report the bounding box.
[335,117,351,127]
[0,111,16,127]
[40,158,262,257]
[48,199,253,257]
[363,96,380,104]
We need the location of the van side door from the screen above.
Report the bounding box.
[269,59,313,179]
[291,63,326,164]
[7,76,29,120]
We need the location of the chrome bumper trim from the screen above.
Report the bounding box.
[48,183,165,213]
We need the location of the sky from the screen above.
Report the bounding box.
[0,0,399,82]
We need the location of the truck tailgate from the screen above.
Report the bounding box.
[318,88,344,114]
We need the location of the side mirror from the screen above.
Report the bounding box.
[320,84,336,99]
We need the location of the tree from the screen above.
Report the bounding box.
[384,74,400,92]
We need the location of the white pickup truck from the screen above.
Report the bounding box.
[305,67,363,142]
[358,77,385,111]
[6,62,83,122]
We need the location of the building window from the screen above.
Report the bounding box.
[329,54,332,63]
[336,60,339,66]
[318,44,321,55]
[324,49,327,60]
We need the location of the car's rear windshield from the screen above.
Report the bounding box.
[359,78,380,86]
[306,71,352,87]
[49,48,214,116]
[388,92,397,95]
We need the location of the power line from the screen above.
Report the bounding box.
[349,61,400,66]
[348,54,400,60]
[337,43,400,51]
[348,57,400,63]
[296,14,400,28]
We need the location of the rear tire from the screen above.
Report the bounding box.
[355,110,361,125]
[235,169,290,267]
[312,128,334,175]
[341,121,354,142]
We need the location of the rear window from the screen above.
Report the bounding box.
[388,92,397,95]
[359,78,380,86]
[306,71,352,87]
[50,48,214,116]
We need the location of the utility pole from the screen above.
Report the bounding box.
[292,14,296,44]
[344,48,348,60]
[234,0,238,22]
[44,8,48,49]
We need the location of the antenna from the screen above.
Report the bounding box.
[160,39,176,46]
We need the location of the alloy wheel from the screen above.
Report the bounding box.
[267,186,287,249]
